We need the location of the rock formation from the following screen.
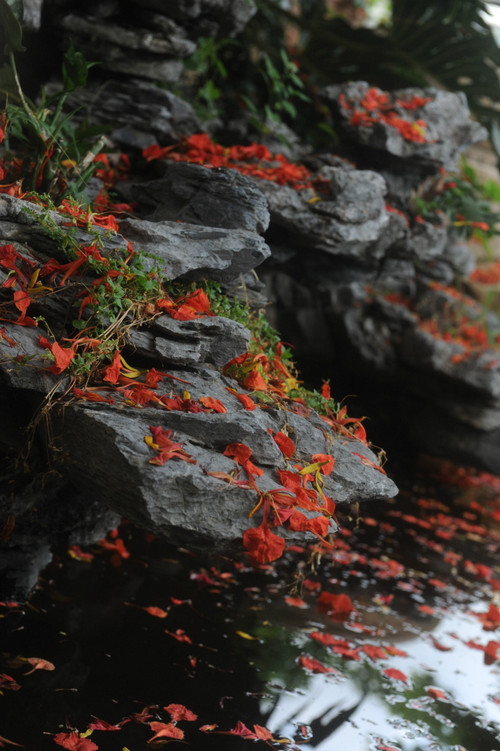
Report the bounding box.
[2,0,498,599]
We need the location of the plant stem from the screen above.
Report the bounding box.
[8,50,34,118]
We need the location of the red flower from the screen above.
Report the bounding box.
[102,350,122,384]
[317,591,355,617]
[243,523,285,563]
[164,704,197,722]
[224,442,264,483]
[270,430,295,457]
[39,335,76,374]
[148,721,184,742]
[146,426,196,465]
[199,396,227,413]
[53,732,98,751]
[299,655,336,673]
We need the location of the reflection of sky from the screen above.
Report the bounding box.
[263,604,500,750]
[486,3,500,27]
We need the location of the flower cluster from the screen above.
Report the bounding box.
[222,438,337,564]
[379,282,500,367]
[143,132,314,190]
[339,86,431,144]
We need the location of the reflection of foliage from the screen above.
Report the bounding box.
[382,671,500,751]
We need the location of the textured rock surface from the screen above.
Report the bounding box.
[323,82,488,170]
[256,166,396,261]
[120,217,271,282]
[63,80,202,149]
[55,396,397,552]
[131,162,270,234]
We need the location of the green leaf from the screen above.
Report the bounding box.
[62,43,96,92]
[0,0,25,54]
[0,60,17,96]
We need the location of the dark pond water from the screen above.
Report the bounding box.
[2,456,500,751]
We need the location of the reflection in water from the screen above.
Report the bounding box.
[2,458,500,750]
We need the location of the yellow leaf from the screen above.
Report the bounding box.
[299,461,326,475]
[236,630,259,640]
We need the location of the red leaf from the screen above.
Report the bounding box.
[73,388,114,404]
[253,725,274,741]
[24,657,55,674]
[299,655,336,673]
[288,510,330,538]
[484,640,500,665]
[243,524,285,564]
[430,636,452,652]
[199,396,227,413]
[184,288,211,314]
[233,392,256,410]
[0,674,20,691]
[243,368,268,391]
[102,351,121,384]
[13,288,30,319]
[164,704,197,722]
[271,431,295,458]
[361,644,386,662]
[225,721,256,738]
[317,591,355,618]
[284,596,307,608]
[311,453,335,476]
[331,645,361,660]
[142,606,168,619]
[383,645,407,657]
[164,629,192,644]
[309,631,347,647]
[88,719,123,731]
[53,732,98,750]
[224,442,263,480]
[39,335,76,374]
[147,722,184,742]
[426,686,448,701]
[383,668,408,683]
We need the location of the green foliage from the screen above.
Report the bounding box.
[245,0,500,152]
[241,47,310,135]
[0,0,25,55]
[181,37,235,120]
[415,160,500,244]
[1,13,103,203]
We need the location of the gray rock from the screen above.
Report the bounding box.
[21,0,43,31]
[127,0,257,38]
[63,79,201,145]
[0,323,64,393]
[0,194,127,259]
[323,82,487,170]
[54,398,397,551]
[132,162,270,234]
[120,217,270,282]
[60,13,196,58]
[255,168,391,261]
[129,314,250,368]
